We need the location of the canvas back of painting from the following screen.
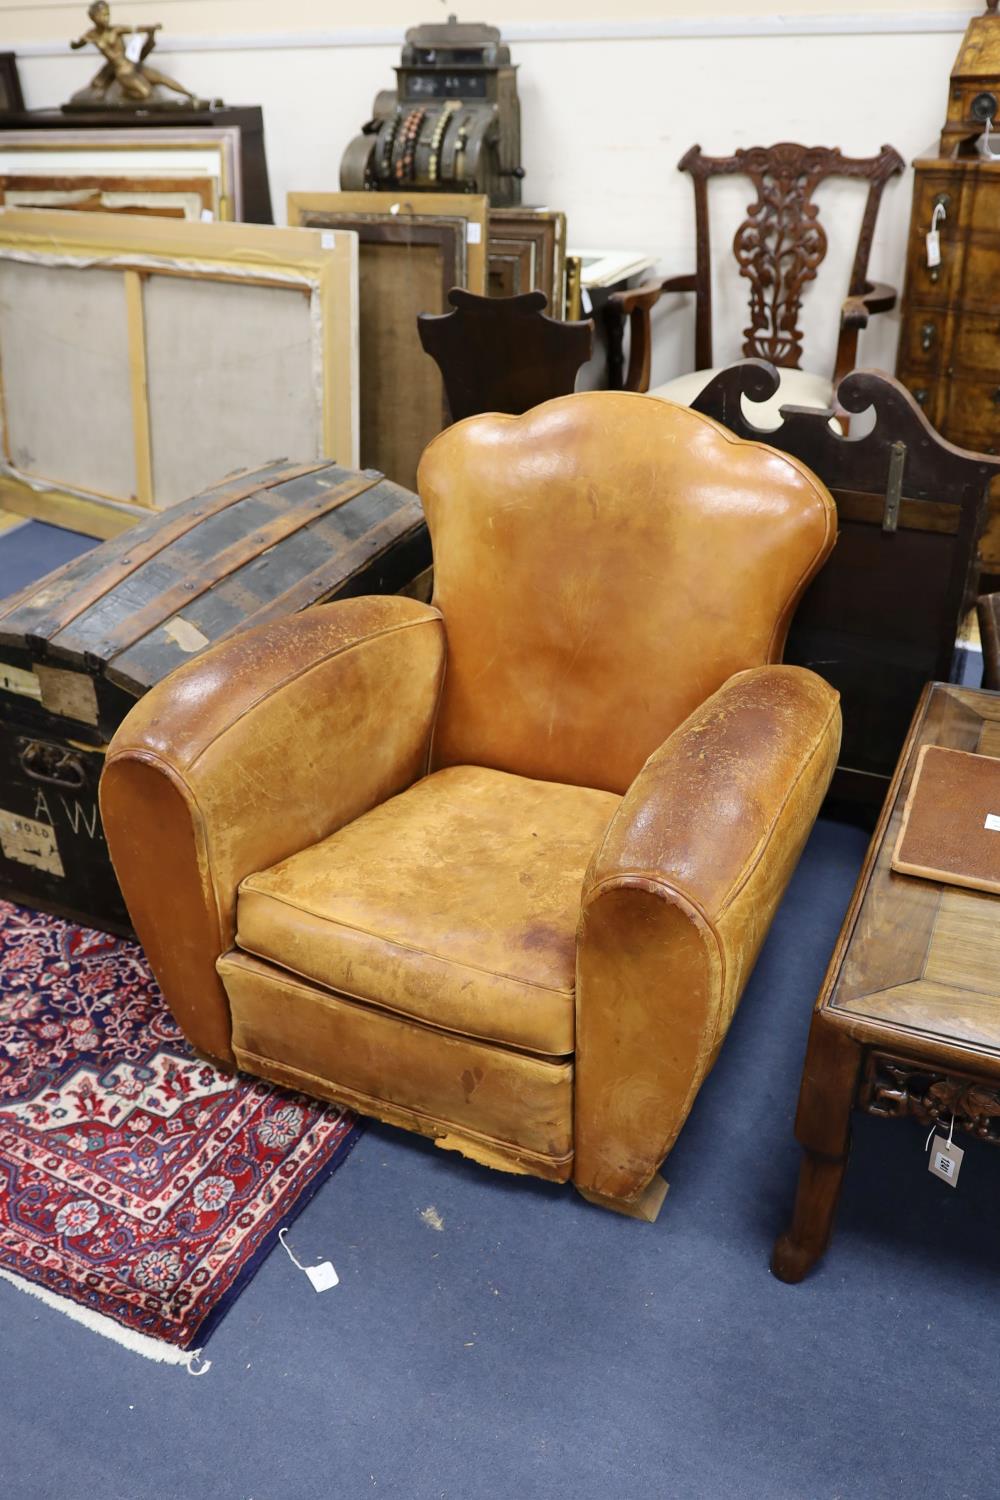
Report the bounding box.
[0,210,359,533]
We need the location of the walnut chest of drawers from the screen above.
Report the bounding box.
[895,153,1000,573]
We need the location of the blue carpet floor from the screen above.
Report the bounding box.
[1,534,996,1499]
[0,517,99,594]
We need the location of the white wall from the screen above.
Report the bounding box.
[9,6,978,386]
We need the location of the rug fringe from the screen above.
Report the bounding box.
[0,1270,210,1374]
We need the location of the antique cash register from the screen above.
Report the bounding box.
[340,15,523,206]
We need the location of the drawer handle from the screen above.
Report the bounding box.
[913,388,929,406]
[19,739,86,790]
[920,321,936,352]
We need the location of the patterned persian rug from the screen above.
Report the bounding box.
[0,901,359,1364]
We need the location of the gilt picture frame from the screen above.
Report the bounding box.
[0,127,243,220]
[288,190,488,490]
[488,208,567,316]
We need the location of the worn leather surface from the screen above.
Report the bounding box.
[237,765,619,1057]
[221,951,575,1178]
[574,665,841,1201]
[419,391,836,794]
[101,393,841,1206]
[101,597,446,1063]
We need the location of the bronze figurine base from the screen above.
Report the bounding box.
[63,86,217,110]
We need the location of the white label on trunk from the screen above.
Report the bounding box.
[467,222,482,244]
[0,810,64,876]
[0,663,41,700]
[985,813,1000,832]
[36,665,99,726]
[164,616,210,654]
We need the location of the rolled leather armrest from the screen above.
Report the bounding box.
[100,596,446,1064]
[574,665,841,1201]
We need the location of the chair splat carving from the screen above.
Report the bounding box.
[610,141,904,394]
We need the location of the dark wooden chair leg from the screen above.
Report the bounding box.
[772,1147,849,1282]
[772,1013,863,1282]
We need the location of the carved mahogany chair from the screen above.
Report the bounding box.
[101,393,841,1221]
[417,288,593,421]
[610,142,904,425]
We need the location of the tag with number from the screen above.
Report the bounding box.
[125,33,145,63]
[305,1260,339,1293]
[925,230,941,268]
[928,1135,964,1187]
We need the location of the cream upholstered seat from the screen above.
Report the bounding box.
[607,142,904,422]
[101,392,842,1220]
[651,367,834,430]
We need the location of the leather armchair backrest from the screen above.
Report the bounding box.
[418,391,836,795]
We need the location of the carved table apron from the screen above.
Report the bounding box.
[772,682,1000,1282]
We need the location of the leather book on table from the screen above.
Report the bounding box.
[892,745,1000,895]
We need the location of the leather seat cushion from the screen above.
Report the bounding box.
[651,366,835,431]
[235,765,621,1058]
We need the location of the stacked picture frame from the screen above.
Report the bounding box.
[289,190,488,491]
[488,207,566,315]
[0,127,243,221]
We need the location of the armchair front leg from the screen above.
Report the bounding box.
[574,666,841,1211]
[100,597,446,1064]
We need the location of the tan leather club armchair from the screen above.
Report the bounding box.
[100,393,841,1221]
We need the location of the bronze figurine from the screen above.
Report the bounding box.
[66,2,207,110]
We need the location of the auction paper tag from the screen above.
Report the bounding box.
[985,813,1000,832]
[925,230,941,268]
[125,33,145,63]
[928,1136,964,1187]
[305,1261,339,1293]
[0,810,63,876]
[466,222,482,244]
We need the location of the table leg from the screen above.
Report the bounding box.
[603,303,625,391]
[772,1014,862,1283]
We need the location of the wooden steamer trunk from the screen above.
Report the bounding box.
[0,459,430,933]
